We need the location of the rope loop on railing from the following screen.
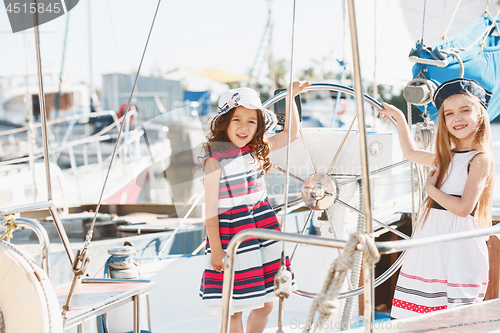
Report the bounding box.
[0,215,18,242]
[302,232,380,333]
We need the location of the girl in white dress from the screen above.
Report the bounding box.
[378,78,494,319]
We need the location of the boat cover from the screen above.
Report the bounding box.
[410,14,500,120]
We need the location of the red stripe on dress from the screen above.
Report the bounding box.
[220,238,257,245]
[400,271,447,284]
[448,281,488,288]
[219,218,277,236]
[220,205,252,215]
[204,272,224,279]
[220,224,256,235]
[219,201,272,215]
[235,270,262,280]
[233,281,265,290]
[392,298,446,314]
[203,283,224,289]
[255,216,280,229]
[400,271,487,288]
[209,146,251,160]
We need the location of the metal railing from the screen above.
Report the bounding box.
[0,201,74,264]
[219,224,500,333]
[12,218,51,276]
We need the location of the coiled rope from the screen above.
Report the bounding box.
[302,232,380,333]
[339,183,365,329]
[0,240,60,333]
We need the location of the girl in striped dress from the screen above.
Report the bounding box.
[379,78,494,319]
[199,81,310,332]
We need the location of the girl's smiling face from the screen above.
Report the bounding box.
[226,106,258,147]
[442,94,482,148]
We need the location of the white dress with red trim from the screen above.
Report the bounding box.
[199,144,295,315]
[391,150,489,319]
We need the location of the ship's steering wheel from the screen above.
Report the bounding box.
[263,82,423,299]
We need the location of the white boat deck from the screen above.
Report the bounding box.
[349,299,500,333]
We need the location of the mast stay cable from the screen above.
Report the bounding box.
[61,0,163,317]
[275,0,297,331]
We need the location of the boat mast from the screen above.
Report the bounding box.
[249,0,275,91]
[55,7,72,118]
[23,34,37,202]
[267,0,277,93]
[373,0,378,126]
[346,0,375,331]
[88,0,94,111]
[33,13,53,201]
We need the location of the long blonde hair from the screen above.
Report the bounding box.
[420,93,494,228]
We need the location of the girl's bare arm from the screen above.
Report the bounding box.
[379,102,435,167]
[269,81,310,152]
[426,153,492,217]
[203,158,225,272]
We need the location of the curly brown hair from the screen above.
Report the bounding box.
[203,107,273,172]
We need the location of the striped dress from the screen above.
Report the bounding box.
[199,144,295,315]
[391,150,489,319]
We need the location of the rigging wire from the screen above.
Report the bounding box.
[276,0,297,331]
[281,0,297,242]
[421,0,427,44]
[83,0,162,250]
[62,0,163,315]
[55,9,71,119]
[480,8,500,48]
[442,0,463,42]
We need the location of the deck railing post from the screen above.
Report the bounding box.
[346,0,375,331]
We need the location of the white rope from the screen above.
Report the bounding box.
[0,240,59,333]
[440,50,464,77]
[442,0,462,41]
[480,8,500,49]
[302,232,380,333]
[340,184,365,329]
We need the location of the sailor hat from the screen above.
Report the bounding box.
[207,87,277,133]
[433,78,492,111]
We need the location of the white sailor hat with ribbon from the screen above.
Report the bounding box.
[207,87,277,133]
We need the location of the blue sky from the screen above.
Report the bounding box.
[2,0,494,89]
[1,0,345,88]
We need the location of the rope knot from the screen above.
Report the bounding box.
[315,295,339,316]
[302,232,381,333]
[351,232,380,266]
[1,215,18,242]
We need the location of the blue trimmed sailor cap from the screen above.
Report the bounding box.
[433,78,492,111]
